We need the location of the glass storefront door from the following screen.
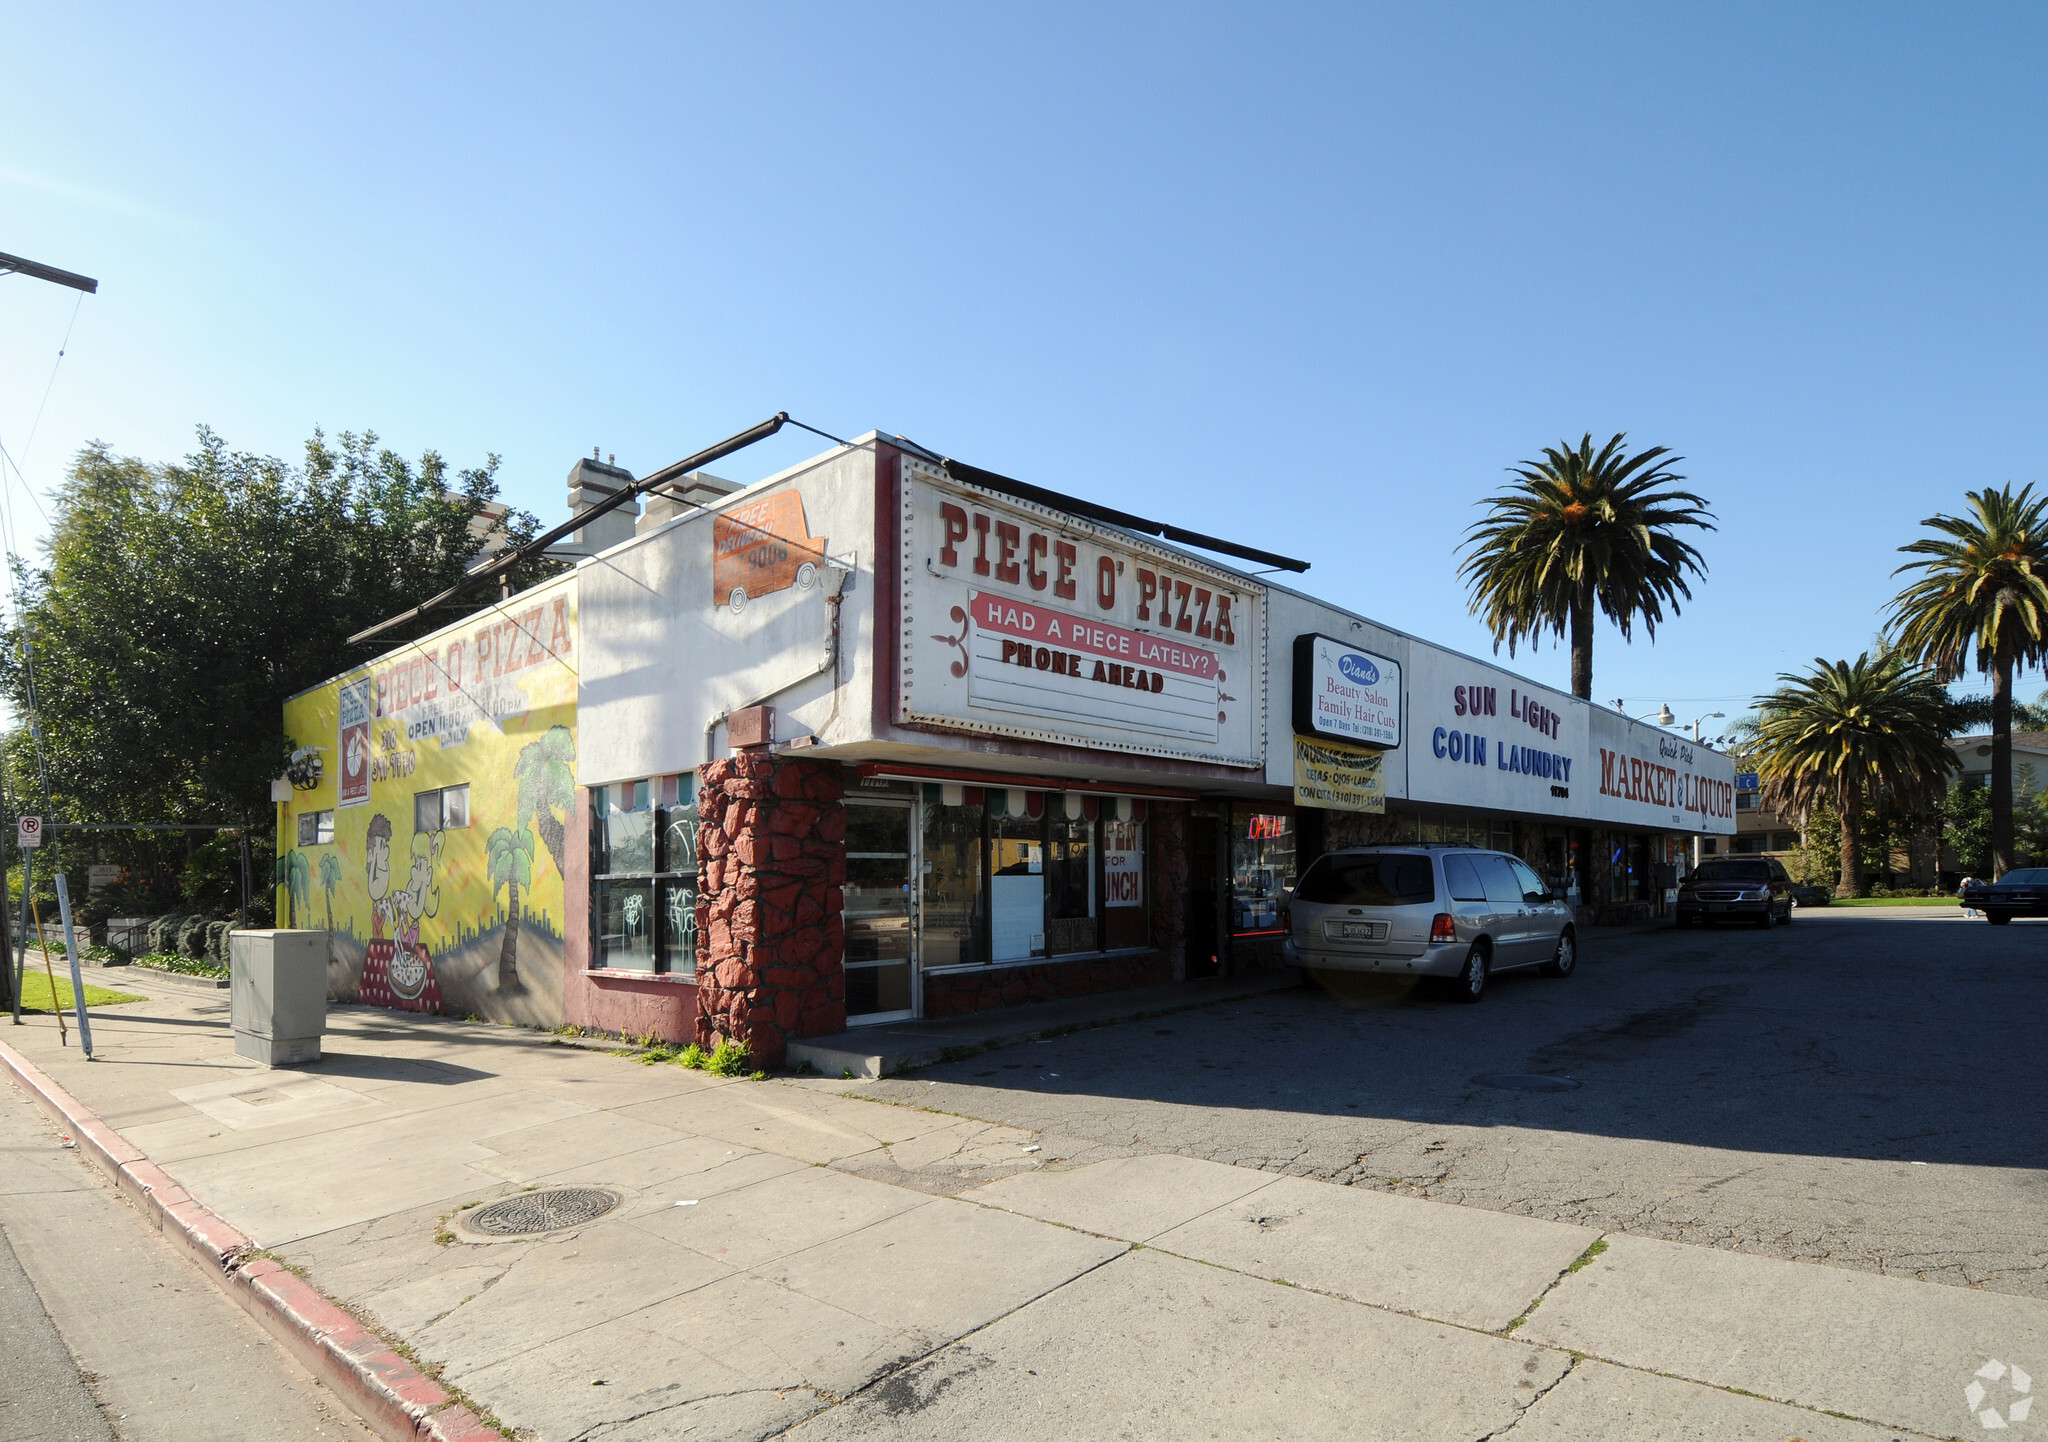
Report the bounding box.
[844,799,916,1024]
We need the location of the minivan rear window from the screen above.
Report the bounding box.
[1295,854,1437,907]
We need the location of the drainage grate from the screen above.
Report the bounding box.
[1471,1073,1581,1092]
[463,1187,622,1236]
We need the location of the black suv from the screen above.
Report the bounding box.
[1675,857,1794,929]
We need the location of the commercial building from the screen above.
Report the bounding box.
[281,433,1735,1062]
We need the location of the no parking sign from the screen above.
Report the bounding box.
[17,815,41,849]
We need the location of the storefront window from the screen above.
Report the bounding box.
[915,791,1154,969]
[1102,817,1148,950]
[592,776,696,975]
[1231,805,1297,935]
[990,810,1045,961]
[1047,815,1096,955]
[919,788,985,968]
[844,799,914,1019]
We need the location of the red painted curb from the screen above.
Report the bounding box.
[0,1037,498,1442]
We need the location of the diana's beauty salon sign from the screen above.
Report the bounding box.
[1292,634,1400,749]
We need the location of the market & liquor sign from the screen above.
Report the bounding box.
[1597,746,1734,821]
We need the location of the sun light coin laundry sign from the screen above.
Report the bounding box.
[896,460,1266,768]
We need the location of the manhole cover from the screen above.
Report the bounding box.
[461,1187,622,1238]
[1472,1074,1581,1092]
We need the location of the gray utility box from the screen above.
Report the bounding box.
[229,930,327,1066]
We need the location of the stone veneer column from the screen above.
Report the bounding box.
[694,754,847,1069]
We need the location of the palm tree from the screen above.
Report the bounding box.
[513,725,575,878]
[319,851,342,934]
[1460,433,1715,700]
[1751,653,1955,897]
[1889,484,2048,877]
[486,826,534,989]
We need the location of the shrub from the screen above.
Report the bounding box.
[147,914,181,953]
[704,1038,753,1077]
[205,921,232,961]
[133,951,228,978]
[678,1043,708,1070]
[175,914,211,958]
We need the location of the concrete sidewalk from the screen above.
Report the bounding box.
[2,976,2038,1440]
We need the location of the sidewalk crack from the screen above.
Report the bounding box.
[1476,1354,1577,1440]
[1500,1235,1606,1336]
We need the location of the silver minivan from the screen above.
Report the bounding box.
[1282,845,1576,1003]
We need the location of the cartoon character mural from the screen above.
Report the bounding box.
[278,573,578,1026]
[359,816,446,1012]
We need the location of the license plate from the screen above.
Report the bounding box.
[1326,920,1386,942]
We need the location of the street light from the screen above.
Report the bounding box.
[1686,711,1725,743]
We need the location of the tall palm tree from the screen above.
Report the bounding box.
[274,849,310,929]
[1751,653,1955,897]
[1460,433,1715,699]
[1889,484,2048,877]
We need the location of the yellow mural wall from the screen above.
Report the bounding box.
[278,573,578,1025]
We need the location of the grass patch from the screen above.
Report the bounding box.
[1829,895,1958,907]
[1565,1238,1608,1273]
[16,973,145,1012]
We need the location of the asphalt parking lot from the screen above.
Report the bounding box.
[859,906,2048,1298]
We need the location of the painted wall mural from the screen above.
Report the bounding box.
[278,574,578,1026]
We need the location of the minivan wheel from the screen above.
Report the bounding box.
[1452,944,1488,1003]
[1541,930,1576,978]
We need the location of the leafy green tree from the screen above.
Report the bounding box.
[487,826,534,988]
[513,725,576,879]
[0,428,554,897]
[1944,783,1994,877]
[1460,433,1715,700]
[1752,653,1956,897]
[1889,484,2048,877]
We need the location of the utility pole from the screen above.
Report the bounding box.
[0,252,98,294]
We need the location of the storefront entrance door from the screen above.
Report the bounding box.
[844,799,916,1024]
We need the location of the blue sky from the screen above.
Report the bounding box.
[5,3,2047,735]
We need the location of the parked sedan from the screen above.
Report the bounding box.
[1958,868,2048,924]
[1789,884,1831,908]
[1674,858,1794,928]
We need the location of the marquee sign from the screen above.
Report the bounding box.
[896,460,1266,768]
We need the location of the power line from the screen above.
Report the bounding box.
[18,290,84,471]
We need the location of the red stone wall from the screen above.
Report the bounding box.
[695,754,847,1068]
[921,950,1173,1017]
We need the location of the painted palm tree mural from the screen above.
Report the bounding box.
[319,851,342,933]
[487,825,535,988]
[275,850,310,928]
[515,725,575,879]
